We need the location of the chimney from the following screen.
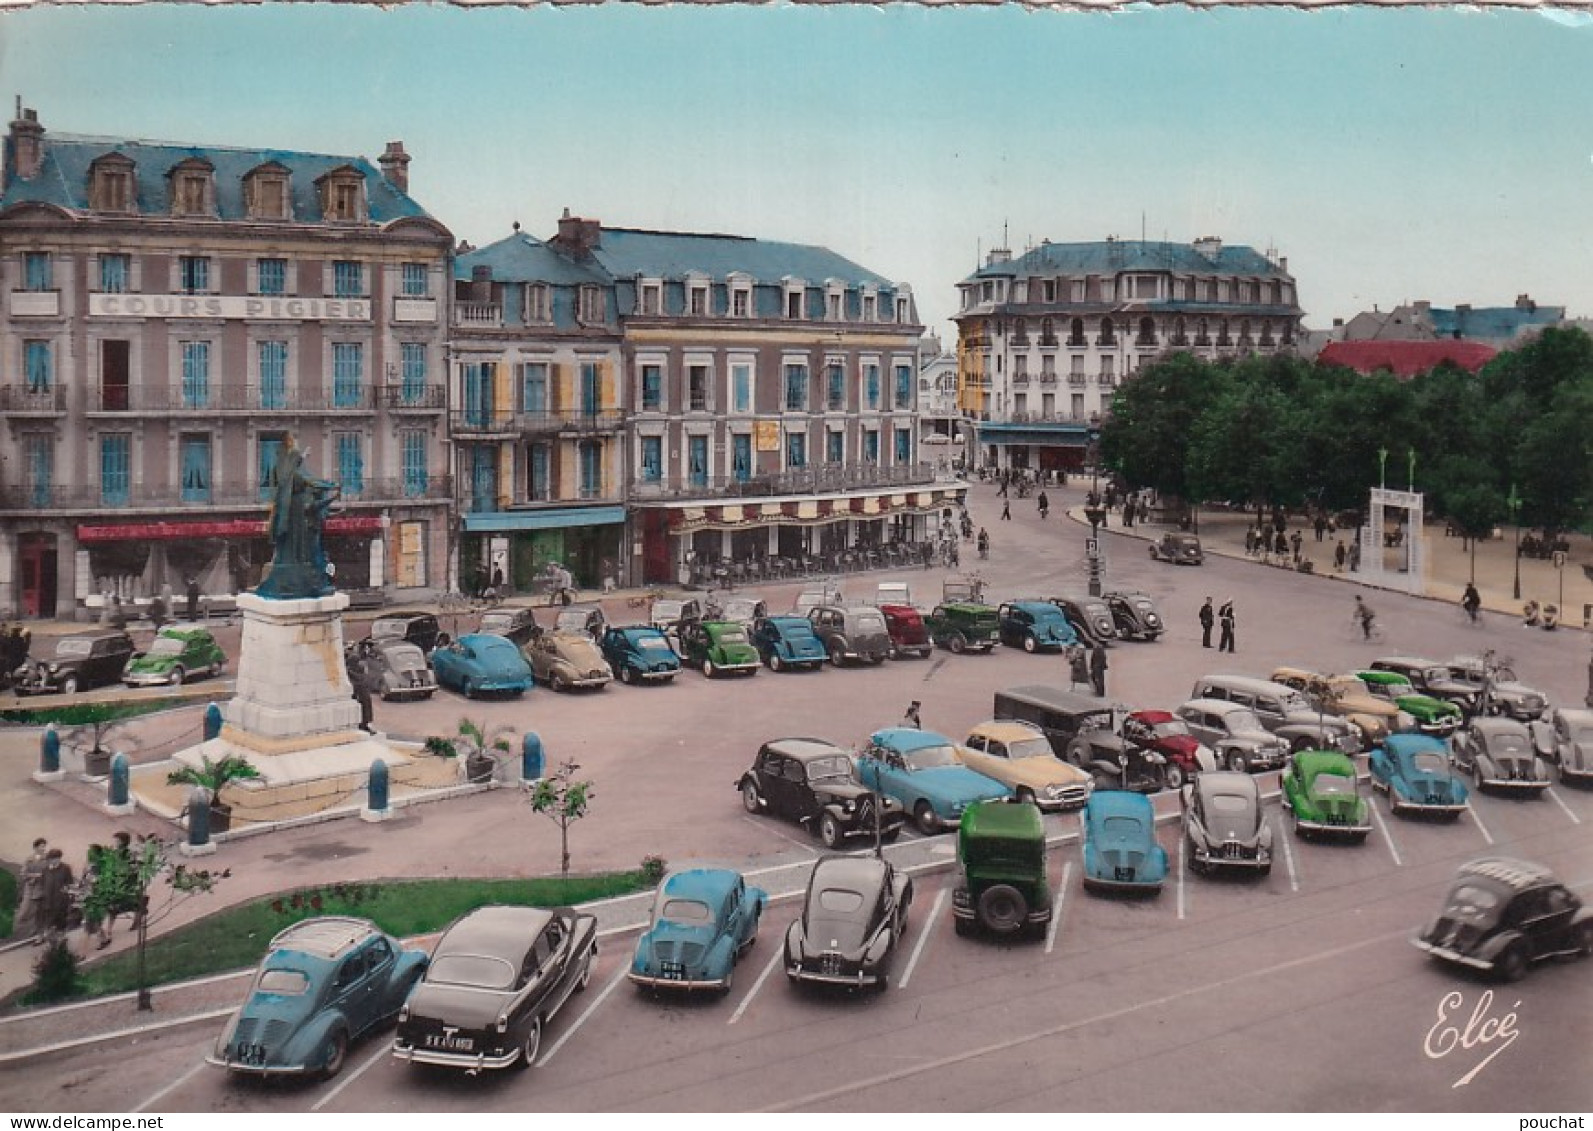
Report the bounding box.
[1192,236,1222,262]
[7,101,45,185]
[1278,256,1288,274]
[378,140,411,194]
[1333,317,1344,328]
[555,208,602,256]
[1515,293,1536,313]
[1414,300,1431,317]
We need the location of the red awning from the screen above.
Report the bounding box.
[76,514,385,543]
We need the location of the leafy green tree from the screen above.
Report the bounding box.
[528,759,594,879]
[1100,353,1231,501]
[1186,378,1305,521]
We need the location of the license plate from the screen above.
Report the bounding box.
[660,962,685,980]
[424,1033,475,1051]
[233,1043,268,1066]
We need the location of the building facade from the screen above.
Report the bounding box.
[0,106,454,619]
[953,236,1303,473]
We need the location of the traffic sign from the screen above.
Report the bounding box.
[1552,550,1567,569]
[1085,538,1099,555]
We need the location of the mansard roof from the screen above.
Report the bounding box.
[587,226,898,290]
[454,232,610,286]
[968,239,1287,281]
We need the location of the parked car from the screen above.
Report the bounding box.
[878,603,932,660]
[785,855,912,991]
[553,604,608,641]
[941,573,987,605]
[1081,791,1168,895]
[1148,531,1204,565]
[997,600,1078,653]
[14,630,137,696]
[738,737,906,848]
[393,905,597,1072]
[875,580,914,609]
[477,606,539,648]
[959,719,1093,811]
[1413,857,1593,981]
[1369,733,1469,819]
[1367,656,1480,716]
[431,633,533,698]
[1103,590,1165,642]
[750,615,827,672]
[952,800,1052,937]
[599,624,681,685]
[123,626,226,687]
[1189,674,1361,754]
[856,727,1012,835]
[210,917,429,1078]
[650,596,704,637]
[1181,770,1273,875]
[355,638,438,701]
[1270,666,1412,747]
[1280,750,1372,841]
[1443,655,1551,722]
[712,595,768,628]
[924,602,1002,655]
[1175,699,1291,774]
[1450,717,1552,794]
[1542,707,1593,786]
[629,869,766,994]
[677,618,760,678]
[792,583,843,615]
[1048,594,1117,647]
[1120,709,1218,790]
[524,631,613,692]
[368,611,441,655]
[1354,668,1464,736]
[808,604,892,665]
[993,686,1168,793]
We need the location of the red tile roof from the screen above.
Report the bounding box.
[1318,340,1497,378]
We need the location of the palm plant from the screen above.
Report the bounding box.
[166,753,260,809]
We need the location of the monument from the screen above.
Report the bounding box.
[1357,449,1427,596]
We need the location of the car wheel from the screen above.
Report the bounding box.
[741,780,762,814]
[168,666,186,687]
[954,917,974,938]
[550,672,569,693]
[61,675,80,696]
[769,653,784,673]
[870,654,886,665]
[829,642,846,666]
[1023,634,1038,654]
[1065,739,1091,769]
[720,962,735,995]
[1163,763,1186,791]
[1258,863,1272,878]
[948,633,967,655]
[576,948,594,992]
[1496,946,1529,983]
[463,680,476,699]
[1227,751,1248,773]
[880,826,901,844]
[319,1028,348,1080]
[517,1017,542,1069]
[703,659,717,679]
[976,884,1028,935]
[914,801,940,836]
[873,969,890,994]
[619,665,636,685]
[1577,920,1593,959]
[818,813,843,849]
[1016,787,1037,806]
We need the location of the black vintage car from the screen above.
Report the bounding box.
[1103,590,1165,642]
[393,905,597,1073]
[1368,656,1480,716]
[553,604,608,642]
[368,611,442,656]
[739,738,905,848]
[14,630,137,696]
[1413,857,1593,981]
[1049,594,1118,647]
[785,855,913,992]
[477,607,539,649]
[993,685,1166,793]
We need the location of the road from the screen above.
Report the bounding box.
[3,481,1590,1112]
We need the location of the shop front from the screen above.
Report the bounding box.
[460,506,626,597]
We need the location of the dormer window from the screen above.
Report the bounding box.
[577,285,605,323]
[89,154,137,214]
[524,283,551,323]
[784,281,805,320]
[825,282,845,322]
[688,278,710,317]
[728,274,753,318]
[895,296,910,323]
[168,159,215,218]
[244,164,292,221]
[639,280,662,316]
[318,167,367,223]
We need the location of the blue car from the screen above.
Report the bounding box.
[1081,791,1168,894]
[600,624,681,685]
[629,869,767,994]
[431,632,533,698]
[1368,732,1469,819]
[998,601,1080,653]
[858,727,1012,836]
[209,917,429,1078]
[750,615,828,672]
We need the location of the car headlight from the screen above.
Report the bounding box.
[843,799,855,814]
[1043,784,1064,799]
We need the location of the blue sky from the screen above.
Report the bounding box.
[2,3,1589,339]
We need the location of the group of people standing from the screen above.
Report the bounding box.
[1198,597,1238,652]
[15,832,146,950]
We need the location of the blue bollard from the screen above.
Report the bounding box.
[368,759,389,812]
[204,702,223,741]
[187,786,211,847]
[40,725,60,775]
[522,733,544,782]
[108,752,130,808]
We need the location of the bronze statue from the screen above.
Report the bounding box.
[257,434,340,600]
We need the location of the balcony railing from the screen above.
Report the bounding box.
[1038,336,1059,348]
[86,384,385,413]
[629,462,937,501]
[1000,410,1100,425]
[1097,374,1117,386]
[382,384,447,410]
[452,408,626,436]
[0,384,67,413]
[455,302,502,327]
[0,474,454,512]
[1068,374,1088,386]
[1039,374,1058,385]
[1067,338,1089,348]
[1012,375,1031,387]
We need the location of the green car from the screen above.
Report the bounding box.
[122,627,227,687]
[1281,750,1372,842]
[924,603,1002,654]
[1354,669,1462,737]
[676,619,760,679]
[952,800,1051,939]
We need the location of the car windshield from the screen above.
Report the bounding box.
[1421,667,1450,685]
[1032,607,1069,626]
[150,637,186,656]
[1151,720,1191,740]
[1489,733,1529,755]
[816,888,864,914]
[1412,752,1449,775]
[1223,709,1265,734]
[714,628,748,645]
[781,621,818,640]
[723,601,758,619]
[1442,883,1502,924]
[1134,598,1155,610]
[55,639,94,658]
[1102,816,1144,838]
[852,615,884,633]
[429,954,517,990]
[1006,736,1054,760]
[371,620,408,638]
[903,743,960,770]
[1373,675,1413,695]
[555,611,592,631]
[1204,791,1256,839]
[1278,690,1311,712]
[1210,794,1251,815]
[256,968,310,995]
[806,756,853,783]
[1312,773,1355,795]
[653,602,684,620]
[635,635,671,651]
[659,898,713,926]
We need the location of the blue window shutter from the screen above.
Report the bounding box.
[182,342,209,408]
[259,341,287,409]
[181,437,211,503]
[259,436,283,500]
[401,343,426,402]
[732,434,751,481]
[25,342,51,392]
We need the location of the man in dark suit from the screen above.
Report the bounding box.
[1199,597,1215,648]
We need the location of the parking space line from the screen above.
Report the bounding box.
[536,960,628,1068]
[1044,862,1073,955]
[897,886,946,990]
[311,1040,390,1112]
[742,815,820,855]
[1176,836,1187,920]
[1465,801,1495,845]
[132,1058,207,1113]
[728,945,785,1026]
[1369,802,1402,867]
[1274,814,1300,892]
[1546,788,1582,825]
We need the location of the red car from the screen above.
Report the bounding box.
[1123,710,1216,791]
[879,604,932,660]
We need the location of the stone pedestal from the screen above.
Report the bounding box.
[225,591,363,746]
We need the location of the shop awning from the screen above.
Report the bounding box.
[77,515,385,543]
[660,487,966,533]
[461,506,626,533]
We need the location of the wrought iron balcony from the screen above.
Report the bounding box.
[0,474,454,513]
[629,461,937,501]
[452,408,626,436]
[0,384,67,413]
[85,384,383,413]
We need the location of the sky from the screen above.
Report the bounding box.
[1,3,1590,341]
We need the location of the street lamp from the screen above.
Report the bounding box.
[1507,483,1522,601]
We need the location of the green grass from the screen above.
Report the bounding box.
[62,871,654,1001]
[0,698,183,727]
[0,866,16,939]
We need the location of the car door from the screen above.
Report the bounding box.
[757,752,793,818]
[862,746,913,807]
[328,947,380,1035]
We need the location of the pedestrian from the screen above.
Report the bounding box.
[1037,490,1050,519]
[186,576,201,621]
[1123,493,1136,529]
[1348,539,1361,573]
[1462,582,1481,623]
[1354,595,1376,640]
[350,650,375,733]
[1314,515,1327,543]
[17,837,48,944]
[148,590,168,630]
[80,843,112,950]
[1001,499,1011,521]
[1334,539,1347,571]
[977,528,990,560]
[1273,530,1288,558]
[997,472,1008,498]
[1218,600,1236,653]
[490,564,504,594]
[1068,644,1090,692]
[1290,530,1303,564]
[903,700,922,730]
[1089,642,1108,697]
[38,848,75,943]
[1199,597,1215,648]
[1244,528,1257,557]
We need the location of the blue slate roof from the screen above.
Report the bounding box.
[590,227,895,288]
[2,132,434,224]
[968,240,1286,280]
[454,232,610,285]
[1429,305,1564,341]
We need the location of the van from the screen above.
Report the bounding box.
[992,684,1117,761]
[875,580,914,609]
[1188,673,1360,754]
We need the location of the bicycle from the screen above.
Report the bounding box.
[1350,611,1384,642]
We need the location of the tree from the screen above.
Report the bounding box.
[1186,378,1305,522]
[528,759,594,878]
[1100,353,1231,502]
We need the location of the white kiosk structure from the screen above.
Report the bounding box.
[1359,486,1427,596]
